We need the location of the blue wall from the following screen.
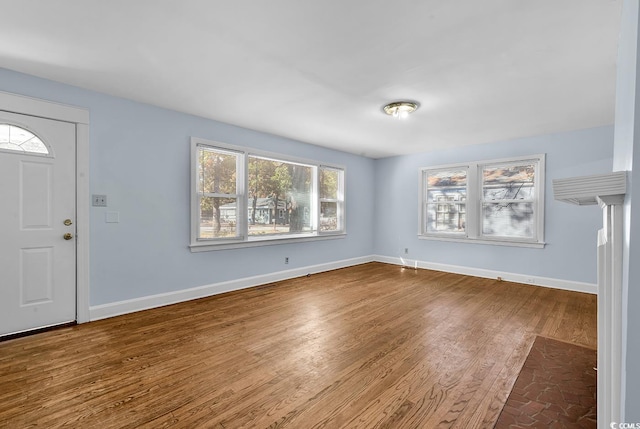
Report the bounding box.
[0,67,375,306]
[373,127,613,284]
[0,67,615,309]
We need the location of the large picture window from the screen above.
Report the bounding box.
[247,155,313,237]
[420,155,545,247]
[191,138,345,250]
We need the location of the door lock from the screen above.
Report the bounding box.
[64,219,73,226]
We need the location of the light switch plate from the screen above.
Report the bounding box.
[92,194,107,207]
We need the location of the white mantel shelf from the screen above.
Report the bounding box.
[552,171,626,205]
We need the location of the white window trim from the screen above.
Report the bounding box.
[418,154,546,248]
[190,138,346,252]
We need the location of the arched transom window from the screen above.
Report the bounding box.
[0,124,49,155]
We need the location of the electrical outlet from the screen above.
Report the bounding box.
[404,248,409,254]
[285,257,289,264]
[92,194,107,207]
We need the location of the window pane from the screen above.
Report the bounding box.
[199,148,237,194]
[426,203,466,233]
[425,169,467,233]
[426,170,467,202]
[483,164,535,200]
[482,202,534,238]
[248,156,313,236]
[320,201,338,231]
[0,124,49,155]
[427,169,467,187]
[199,197,238,239]
[320,168,339,199]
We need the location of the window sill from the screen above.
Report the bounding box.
[190,232,346,252]
[418,234,545,249]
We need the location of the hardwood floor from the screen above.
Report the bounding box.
[0,262,597,428]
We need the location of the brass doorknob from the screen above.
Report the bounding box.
[64,219,73,226]
[63,233,73,240]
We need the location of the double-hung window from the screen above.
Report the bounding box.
[191,138,345,250]
[319,167,344,232]
[196,145,243,240]
[480,161,538,239]
[423,167,468,235]
[420,154,545,247]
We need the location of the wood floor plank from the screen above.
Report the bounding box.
[0,262,596,428]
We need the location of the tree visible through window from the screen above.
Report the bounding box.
[482,163,536,239]
[319,167,343,232]
[247,156,312,236]
[198,147,239,239]
[192,139,345,247]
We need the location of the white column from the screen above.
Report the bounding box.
[597,195,624,427]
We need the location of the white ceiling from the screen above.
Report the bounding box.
[0,1,622,158]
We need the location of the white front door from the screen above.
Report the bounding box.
[0,111,77,336]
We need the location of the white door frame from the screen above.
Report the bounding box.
[0,90,90,324]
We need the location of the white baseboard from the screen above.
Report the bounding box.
[89,253,595,322]
[89,255,375,321]
[373,255,597,295]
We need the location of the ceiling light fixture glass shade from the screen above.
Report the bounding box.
[383,101,419,119]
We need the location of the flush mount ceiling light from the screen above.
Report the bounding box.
[382,101,419,119]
